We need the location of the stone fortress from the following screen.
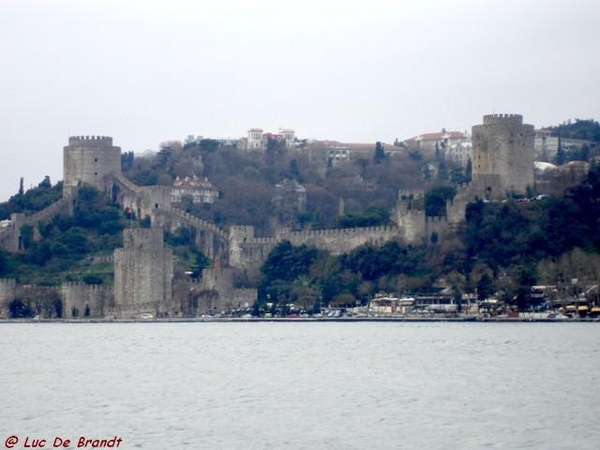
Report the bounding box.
[0,114,535,319]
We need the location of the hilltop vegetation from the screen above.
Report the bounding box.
[0,186,127,285]
[547,118,600,142]
[257,164,600,312]
[1,120,599,310]
[0,176,62,219]
[121,140,461,232]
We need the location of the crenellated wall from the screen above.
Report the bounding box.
[284,226,402,254]
[61,282,113,318]
[15,285,62,318]
[3,117,538,315]
[227,222,416,271]
[193,267,258,312]
[1,279,115,319]
[63,135,121,199]
[425,215,448,242]
[152,205,229,262]
[395,189,427,242]
[0,198,71,252]
[114,180,172,220]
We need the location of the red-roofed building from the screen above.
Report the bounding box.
[171,176,219,204]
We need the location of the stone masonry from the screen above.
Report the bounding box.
[114,228,174,318]
[471,114,535,200]
[63,136,121,199]
[0,115,537,316]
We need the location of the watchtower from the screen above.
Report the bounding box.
[63,136,121,198]
[471,114,535,199]
[114,228,174,317]
[395,189,426,242]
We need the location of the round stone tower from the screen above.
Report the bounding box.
[63,136,121,198]
[471,114,535,199]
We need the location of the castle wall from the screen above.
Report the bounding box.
[446,183,472,224]
[0,279,17,318]
[284,226,402,255]
[16,285,62,318]
[61,282,114,319]
[193,268,258,313]
[535,135,559,161]
[63,136,121,198]
[0,198,71,252]
[114,228,174,318]
[152,206,229,261]
[425,216,448,242]
[471,114,535,199]
[228,223,410,271]
[394,189,428,242]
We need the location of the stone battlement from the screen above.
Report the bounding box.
[425,216,447,224]
[246,236,279,245]
[61,282,113,293]
[482,114,523,125]
[0,278,17,288]
[166,207,228,238]
[112,173,141,194]
[68,135,113,145]
[234,225,401,245]
[398,189,424,200]
[27,198,70,225]
[288,225,398,240]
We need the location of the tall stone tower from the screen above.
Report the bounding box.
[114,228,174,318]
[63,136,121,198]
[471,114,535,200]
[395,189,426,242]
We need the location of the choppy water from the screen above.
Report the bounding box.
[1,322,599,449]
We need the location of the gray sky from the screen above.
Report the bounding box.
[1,0,598,202]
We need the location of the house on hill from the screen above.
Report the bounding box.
[243,128,295,151]
[171,176,219,204]
[404,130,470,162]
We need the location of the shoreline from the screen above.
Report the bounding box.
[1,316,598,324]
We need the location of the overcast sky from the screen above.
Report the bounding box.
[1,0,598,202]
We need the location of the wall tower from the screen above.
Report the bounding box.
[114,228,174,317]
[395,189,426,242]
[471,114,535,200]
[63,136,121,198]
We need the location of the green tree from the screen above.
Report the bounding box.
[476,273,494,300]
[337,205,390,228]
[121,151,135,172]
[556,137,566,165]
[425,186,455,217]
[20,224,34,250]
[374,141,386,164]
[258,241,319,308]
[465,158,473,182]
[9,299,33,318]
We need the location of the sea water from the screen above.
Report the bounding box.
[1,322,599,449]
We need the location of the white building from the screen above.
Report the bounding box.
[244,128,295,151]
[171,176,219,204]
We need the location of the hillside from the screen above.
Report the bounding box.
[1,121,599,313]
[120,139,458,232]
[257,164,600,312]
